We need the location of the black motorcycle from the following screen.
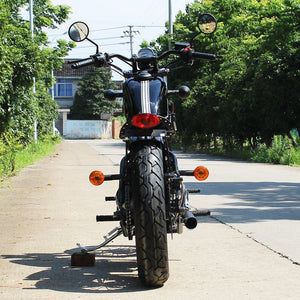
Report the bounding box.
[69,13,219,287]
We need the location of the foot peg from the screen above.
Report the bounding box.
[96,215,121,222]
[192,209,210,216]
[188,189,201,193]
[96,210,121,222]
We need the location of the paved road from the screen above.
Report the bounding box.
[87,139,300,264]
[0,139,299,299]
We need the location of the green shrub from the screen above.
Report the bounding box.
[265,135,291,164]
[241,135,299,166]
[0,134,61,181]
[0,131,23,176]
[111,115,126,126]
[175,134,300,167]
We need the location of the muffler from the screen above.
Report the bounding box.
[183,211,198,229]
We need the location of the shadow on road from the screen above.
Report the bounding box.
[187,181,300,223]
[2,245,152,293]
[174,151,245,162]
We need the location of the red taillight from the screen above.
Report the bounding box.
[131,114,160,129]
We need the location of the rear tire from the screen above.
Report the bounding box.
[130,142,169,287]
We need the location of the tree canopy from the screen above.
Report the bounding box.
[0,0,74,142]
[70,67,119,120]
[155,0,300,148]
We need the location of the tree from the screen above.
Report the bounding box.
[0,0,74,142]
[70,67,119,120]
[153,0,300,148]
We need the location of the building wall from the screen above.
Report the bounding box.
[53,59,123,138]
[54,77,80,108]
[64,120,112,139]
[53,59,93,109]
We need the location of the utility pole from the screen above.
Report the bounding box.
[123,26,139,56]
[29,0,37,141]
[29,0,35,95]
[168,0,173,49]
[29,0,34,40]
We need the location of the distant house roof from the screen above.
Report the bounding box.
[53,59,124,89]
[53,59,94,78]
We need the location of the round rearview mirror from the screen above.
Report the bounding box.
[197,13,217,34]
[68,21,89,42]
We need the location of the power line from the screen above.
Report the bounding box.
[91,25,166,55]
[93,36,125,41]
[75,41,130,49]
[131,25,165,28]
[49,24,167,56]
[90,25,165,32]
[91,26,128,32]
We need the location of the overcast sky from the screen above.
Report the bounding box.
[46,0,193,58]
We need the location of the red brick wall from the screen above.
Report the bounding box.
[112,120,121,139]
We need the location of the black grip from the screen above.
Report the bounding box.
[71,57,95,69]
[192,52,217,60]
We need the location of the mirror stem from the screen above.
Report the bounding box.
[87,37,99,54]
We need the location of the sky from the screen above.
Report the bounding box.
[46,0,194,59]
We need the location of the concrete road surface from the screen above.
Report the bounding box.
[0,139,299,299]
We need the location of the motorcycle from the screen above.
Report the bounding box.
[68,13,219,287]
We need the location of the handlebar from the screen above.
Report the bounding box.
[69,54,107,69]
[71,57,95,69]
[192,52,217,60]
[69,48,221,70]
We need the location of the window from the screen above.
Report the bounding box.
[54,79,73,97]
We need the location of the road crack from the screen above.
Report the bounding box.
[210,215,300,266]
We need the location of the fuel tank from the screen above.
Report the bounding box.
[123,74,168,119]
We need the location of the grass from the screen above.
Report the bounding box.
[0,135,61,181]
[14,140,58,171]
[201,146,300,167]
[173,135,300,167]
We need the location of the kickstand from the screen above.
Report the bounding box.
[76,227,123,253]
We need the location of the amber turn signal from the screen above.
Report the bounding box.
[89,170,105,185]
[193,166,209,181]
